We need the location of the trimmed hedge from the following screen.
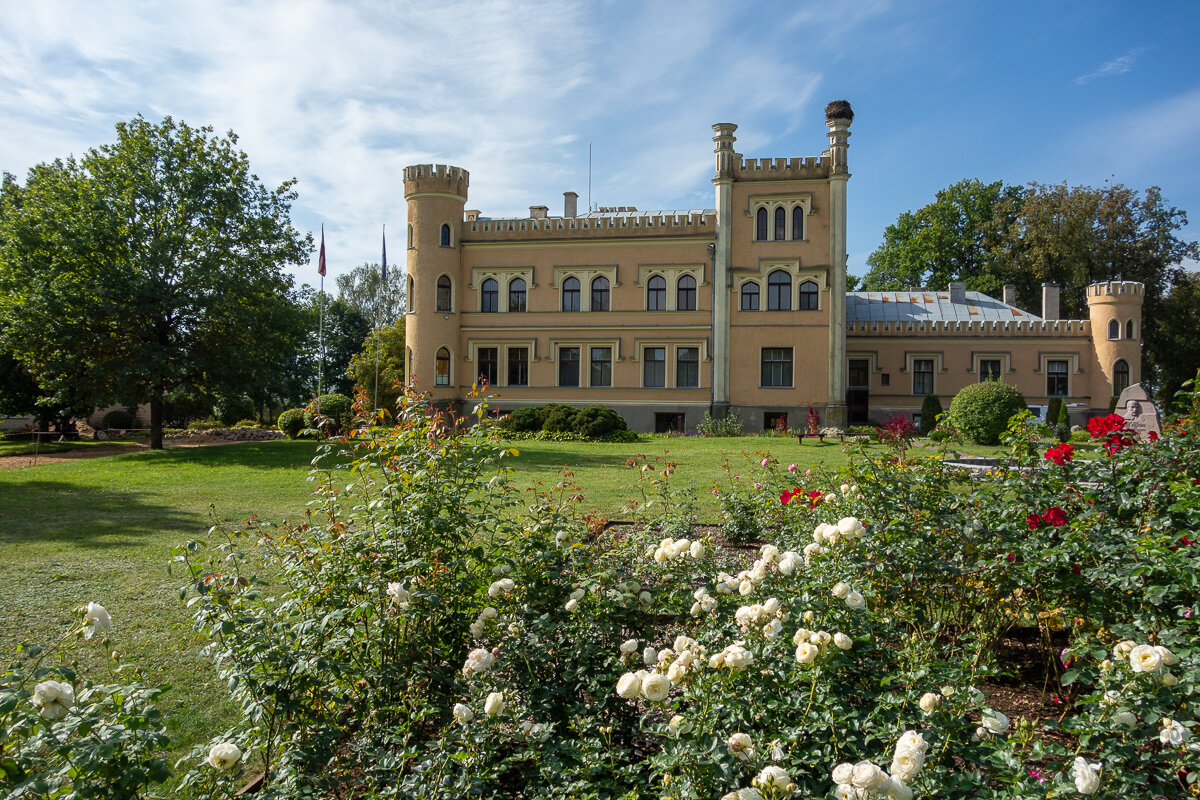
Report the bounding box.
[101,407,136,430]
[277,408,306,439]
[948,381,1027,445]
[918,395,943,436]
[304,393,354,435]
[501,403,630,440]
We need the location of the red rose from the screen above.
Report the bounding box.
[1027,514,1042,530]
[1042,506,1069,526]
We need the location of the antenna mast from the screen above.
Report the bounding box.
[588,141,592,212]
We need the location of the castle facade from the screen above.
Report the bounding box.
[403,102,1141,433]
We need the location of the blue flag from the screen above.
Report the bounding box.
[381,226,387,283]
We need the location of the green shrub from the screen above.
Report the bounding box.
[186,418,220,430]
[928,427,954,442]
[304,393,354,435]
[918,394,943,435]
[277,408,306,439]
[233,419,260,429]
[507,406,548,433]
[541,405,580,434]
[213,395,255,427]
[1047,397,1063,427]
[696,408,744,437]
[597,428,640,443]
[1070,429,1092,444]
[1055,401,1071,443]
[569,405,629,439]
[162,390,214,427]
[101,407,136,430]
[948,381,1027,445]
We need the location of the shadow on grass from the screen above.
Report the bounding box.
[0,480,202,547]
[505,446,640,472]
[114,440,331,471]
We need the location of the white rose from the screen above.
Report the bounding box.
[569,588,585,601]
[653,547,668,564]
[753,765,791,792]
[462,648,495,677]
[674,635,695,652]
[1155,645,1179,666]
[762,597,781,615]
[469,621,484,638]
[615,672,642,699]
[941,685,955,697]
[1129,644,1164,674]
[453,703,474,724]
[802,542,824,561]
[832,581,850,599]
[792,628,812,645]
[643,647,658,666]
[30,680,74,720]
[83,602,112,638]
[487,582,502,597]
[919,692,941,714]
[831,762,855,785]
[739,579,754,596]
[1072,756,1101,794]
[981,709,1009,735]
[760,544,780,563]
[621,639,638,654]
[668,714,687,733]
[1112,711,1137,728]
[833,632,853,650]
[778,554,799,575]
[555,530,573,546]
[1112,639,1137,659]
[844,591,866,611]
[795,641,819,664]
[888,781,913,800]
[564,598,579,612]
[834,786,854,800]
[481,606,498,620]
[641,673,671,702]
[890,749,922,782]
[690,540,705,559]
[1159,718,1192,746]
[812,630,832,647]
[206,742,242,771]
[1162,672,1178,687]
[667,662,686,684]
[850,761,888,792]
[837,517,864,537]
[638,591,653,607]
[484,691,505,716]
[728,732,754,760]
[895,730,928,756]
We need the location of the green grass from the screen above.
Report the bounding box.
[0,431,1004,784]
[0,438,145,457]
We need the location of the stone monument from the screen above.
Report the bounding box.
[1116,383,1161,439]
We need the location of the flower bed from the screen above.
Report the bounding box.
[4,384,1198,798]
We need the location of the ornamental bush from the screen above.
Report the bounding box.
[918,394,942,435]
[212,394,255,426]
[100,407,136,430]
[697,408,744,437]
[948,381,1027,444]
[506,405,548,433]
[570,405,629,439]
[303,392,354,435]
[276,408,306,439]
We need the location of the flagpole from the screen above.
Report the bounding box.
[317,225,327,414]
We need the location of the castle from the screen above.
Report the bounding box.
[402,101,1142,433]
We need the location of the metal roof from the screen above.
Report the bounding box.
[478,209,715,222]
[846,290,1040,323]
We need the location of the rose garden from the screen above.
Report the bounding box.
[2,381,1198,800]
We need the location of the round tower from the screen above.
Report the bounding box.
[1086,280,1143,407]
[403,164,469,398]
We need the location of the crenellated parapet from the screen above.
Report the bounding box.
[733,156,831,181]
[464,211,717,241]
[1087,281,1144,299]
[848,318,1093,337]
[403,164,470,199]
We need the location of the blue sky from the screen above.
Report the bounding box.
[2,0,1198,288]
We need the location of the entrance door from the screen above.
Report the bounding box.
[847,359,870,424]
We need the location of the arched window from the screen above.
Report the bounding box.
[741,281,760,311]
[792,207,804,240]
[591,276,610,311]
[480,278,498,312]
[1125,319,1136,340]
[767,270,791,310]
[1108,319,1120,340]
[407,224,414,249]
[436,275,452,312]
[562,277,581,311]
[677,275,697,311]
[756,208,768,241]
[435,347,451,386]
[440,223,451,247]
[1114,359,1130,395]
[647,275,667,311]
[774,207,786,241]
[798,280,818,310]
[407,276,415,311]
[508,278,527,312]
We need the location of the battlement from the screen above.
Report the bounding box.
[403,164,470,198]
[847,318,1093,337]
[464,210,717,241]
[734,155,831,181]
[1087,280,1144,299]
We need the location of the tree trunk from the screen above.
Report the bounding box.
[149,393,164,450]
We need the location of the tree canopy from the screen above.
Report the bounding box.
[347,318,406,414]
[0,116,312,448]
[862,179,1199,401]
[336,262,405,324]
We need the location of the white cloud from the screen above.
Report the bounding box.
[1075,47,1150,85]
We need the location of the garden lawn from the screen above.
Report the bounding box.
[0,438,144,457]
[0,432,983,786]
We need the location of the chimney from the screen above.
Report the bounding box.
[1002,284,1016,306]
[529,205,548,220]
[563,192,578,218]
[948,282,967,304]
[1042,283,1060,320]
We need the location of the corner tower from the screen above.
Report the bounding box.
[403,164,469,396]
[1086,280,1144,405]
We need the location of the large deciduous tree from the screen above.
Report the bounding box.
[336,262,405,324]
[346,318,406,413]
[863,180,1199,401]
[0,116,312,448]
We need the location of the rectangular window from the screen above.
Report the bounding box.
[676,347,699,388]
[1047,360,1069,396]
[979,359,1002,382]
[761,348,793,387]
[643,347,666,388]
[559,347,580,387]
[912,358,934,395]
[589,347,612,387]
[507,347,528,387]
[477,347,498,387]
[848,359,869,388]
